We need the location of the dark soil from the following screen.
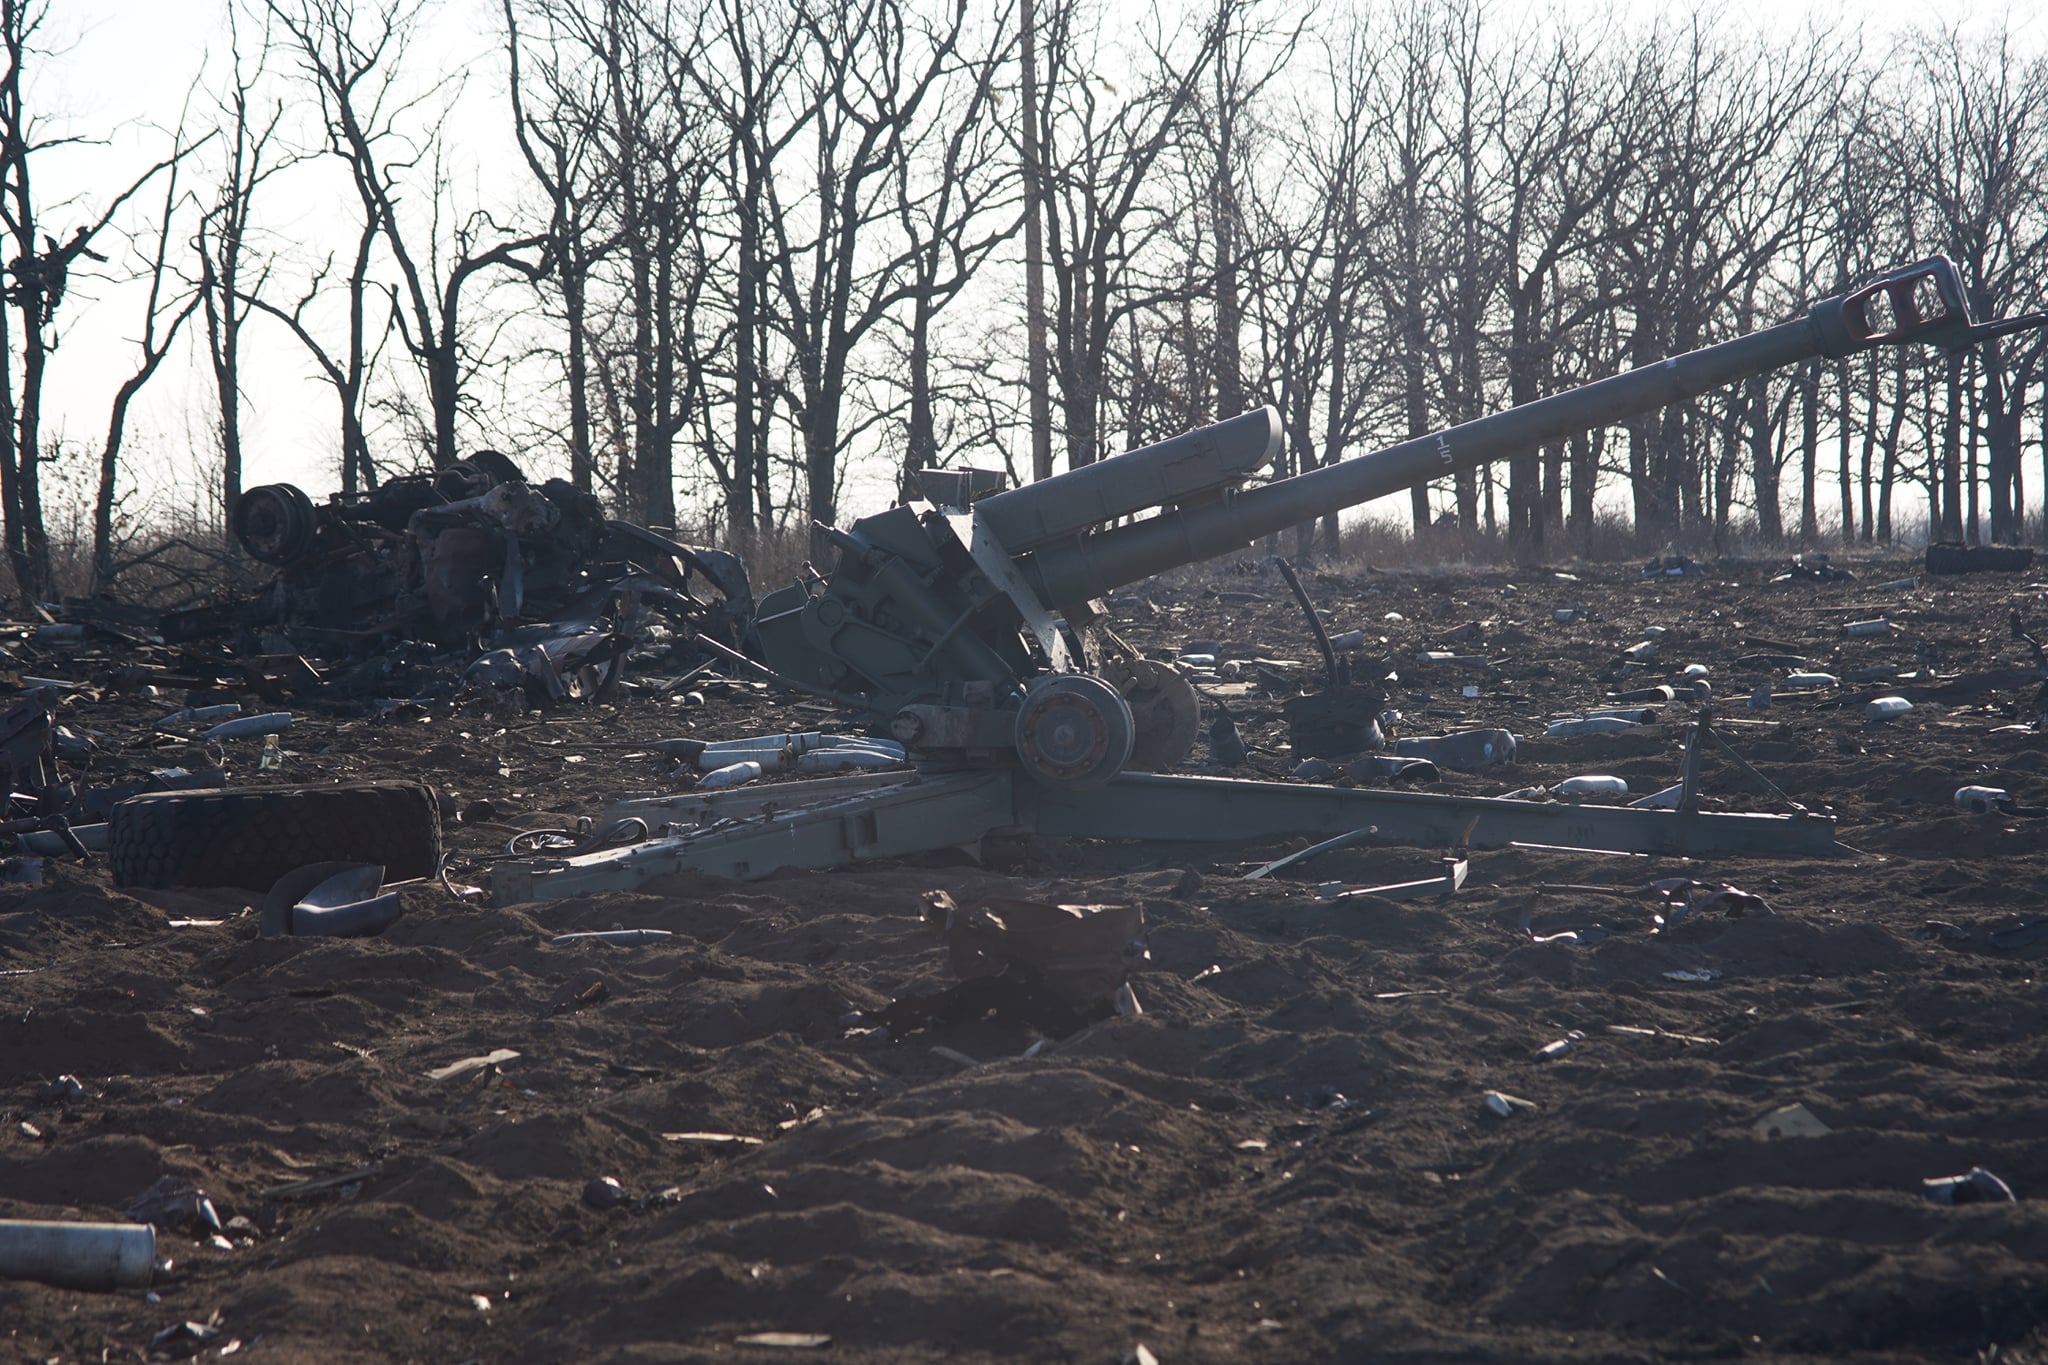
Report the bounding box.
[5,550,2048,1363]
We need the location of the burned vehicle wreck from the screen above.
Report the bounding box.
[164,452,756,704]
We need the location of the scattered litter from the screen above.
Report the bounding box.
[1921,1166,2015,1205]
[1865,696,1912,722]
[1913,920,1969,942]
[1606,1024,1718,1046]
[1546,716,1638,736]
[1483,1091,1539,1117]
[1656,881,1774,931]
[1955,786,2011,815]
[36,1075,85,1104]
[1784,552,1853,582]
[930,1045,982,1068]
[1115,981,1144,1017]
[1844,618,1895,638]
[1628,784,1683,809]
[1208,709,1250,766]
[1392,728,1516,770]
[582,1176,627,1210]
[661,1131,765,1147]
[1661,968,1722,983]
[1530,927,1606,945]
[260,862,403,939]
[122,1176,221,1233]
[550,929,676,945]
[1534,1030,1585,1060]
[426,1049,521,1082]
[150,1319,225,1351]
[1330,858,1468,903]
[735,1334,832,1350]
[156,703,241,730]
[1556,775,1628,798]
[1343,754,1439,783]
[1241,829,1376,881]
[258,1163,382,1200]
[1753,1102,1832,1139]
[698,760,764,790]
[1784,671,1839,688]
[202,711,293,742]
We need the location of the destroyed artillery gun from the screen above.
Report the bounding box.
[492,255,2048,903]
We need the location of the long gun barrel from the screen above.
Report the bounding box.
[1018,256,2037,609]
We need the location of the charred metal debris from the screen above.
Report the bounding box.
[161,450,755,707]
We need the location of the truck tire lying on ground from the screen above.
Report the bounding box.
[110,781,441,891]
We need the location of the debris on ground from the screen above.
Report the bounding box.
[5,550,2048,1363]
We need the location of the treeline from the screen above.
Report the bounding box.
[3,0,2045,602]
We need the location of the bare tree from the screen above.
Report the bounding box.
[504,0,624,495]
[1359,0,1454,537]
[688,0,811,544]
[1483,18,1635,555]
[737,0,999,548]
[0,0,189,599]
[1244,15,1384,558]
[268,0,551,472]
[1036,0,1223,471]
[890,4,1020,493]
[1599,16,1846,548]
[241,219,391,491]
[1883,24,2048,544]
[94,140,203,590]
[196,0,288,526]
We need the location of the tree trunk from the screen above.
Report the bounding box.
[1940,352,1965,542]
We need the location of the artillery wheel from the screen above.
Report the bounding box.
[233,483,318,565]
[1014,674,1134,789]
[1102,657,1201,770]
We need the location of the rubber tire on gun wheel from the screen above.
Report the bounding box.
[109,781,442,891]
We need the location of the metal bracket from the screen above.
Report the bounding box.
[939,508,1073,672]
